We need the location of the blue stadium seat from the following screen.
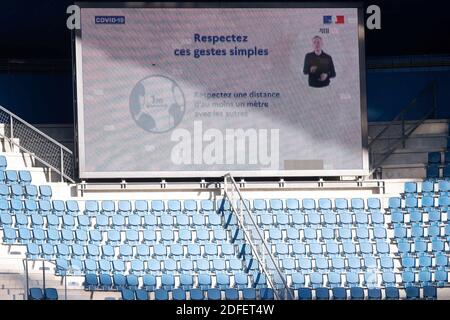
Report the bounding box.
[120,288,134,300]
[38,199,51,216]
[28,288,44,300]
[161,274,175,289]
[101,200,115,216]
[200,200,214,214]
[346,272,360,287]
[5,170,18,184]
[85,274,98,291]
[350,287,364,300]
[332,287,347,300]
[421,181,435,197]
[142,274,156,291]
[134,200,149,215]
[172,288,186,301]
[384,287,400,300]
[328,272,342,288]
[404,182,417,196]
[135,289,148,301]
[216,273,230,289]
[207,288,221,300]
[368,288,382,300]
[99,273,113,290]
[382,271,396,287]
[310,272,324,288]
[9,184,23,199]
[38,185,52,200]
[405,286,420,300]
[198,274,211,290]
[190,289,204,300]
[225,288,239,300]
[113,274,126,289]
[286,199,300,213]
[423,286,437,300]
[117,200,131,215]
[351,198,364,212]
[168,200,182,214]
[242,288,256,300]
[84,200,99,216]
[45,215,59,229]
[428,152,441,164]
[315,287,330,300]
[297,287,312,300]
[427,165,440,179]
[269,199,284,213]
[439,180,450,197]
[66,200,79,215]
[0,156,7,170]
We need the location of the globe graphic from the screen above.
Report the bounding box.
[129,75,185,133]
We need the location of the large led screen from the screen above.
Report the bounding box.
[75,4,368,178]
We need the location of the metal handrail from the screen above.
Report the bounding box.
[0,105,75,183]
[368,81,436,148]
[368,81,437,176]
[223,173,294,300]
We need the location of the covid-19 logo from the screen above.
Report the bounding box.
[129,75,185,133]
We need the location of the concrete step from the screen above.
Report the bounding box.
[368,119,449,138]
[370,135,448,153]
[379,163,426,179]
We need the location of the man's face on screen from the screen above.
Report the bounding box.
[313,37,323,52]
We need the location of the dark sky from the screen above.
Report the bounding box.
[1,0,449,60]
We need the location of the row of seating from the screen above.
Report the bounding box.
[0,169,33,186]
[428,151,450,165]
[28,287,58,300]
[118,286,437,300]
[404,180,450,196]
[388,196,450,210]
[426,164,450,179]
[0,183,52,200]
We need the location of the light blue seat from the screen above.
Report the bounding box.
[127,215,140,229]
[220,243,235,258]
[397,239,410,256]
[401,255,416,269]
[286,228,300,242]
[112,260,125,275]
[323,212,337,226]
[195,258,209,273]
[143,215,157,229]
[263,228,280,243]
[62,215,75,229]
[178,229,192,244]
[101,200,115,216]
[315,256,329,271]
[172,288,186,300]
[359,241,373,256]
[161,274,175,289]
[282,257,296,274]
[86,244,99,260]
[321,227,335,241]
[435,252,448,269]
[55,258,69,276]
[216,273,230,289]
[179,274,193,290]
[331,257,345,271]
[147,259,162,273]
[101,244,115,261]
[410,210,423,223]
[124,229,139,245]
[342,241,356,255]
[19,170,32,186]
[380,256,394,270]
[338,227,352,241]
[75,229,88,244]
[38,200,51,216]
[26,243,40,260]
[328,272,342,288]
[212,229,227,243]
[51,200,65,216]
[84,200,99,216]
[291,242,306,256]
[345,272,360,288]
[198,274,212,290]
[304,227,317,241]
[348,256,362,271]
[61,229,74,244]
[274,243,289,258]
[259,213,273,228]
[200,199,214,214]
[11,199,24,215]
[404,182,417,195]
[180,259,193,273]
[208,213,223,228]
[286,199,300,213]
[126,274,139,290]
[153,243,167,260]
[402,271,415,286]
[0,184,9,199]
[421,181,435,197]
[66,200,79,215]
[23,199,37,215]
[195,228,210,243]
[414,239,427,254]
[351,198,365,213]
[88,229,102,245]
[4,170,18,185]
[438,180,450,197]
[30,214,43,228]
[117,200,131,215]
[309,241,323,255]
[435,270,448,286]
[106,230,121,245]
[325,242,340,256]
[175,213,189,228]
[364,271,379,288]
[70,259,83,275]
[319,198,332,212]
[119,244,132,261]
[290,272,305,289]
[307,211,321,227]
[187,243,201,258]
[0,156,7,170]
[356,227,369,240]
[438,196,450,211]
[419,255,432,269]
[41,243,55,260]
[192,214,205,228]
[32,227,46,244]
[373,227,387,240]
[160,229,174,243]
[310,272,323,288]
[355,212,368,226]
[77,215,90,230]
[94,215,108,230]
[47,228,60,244]
[253,199,267,213]
[270,199,284,214]
[169,243,184,259]
[216,199,231,215]
[234,273,249,289]
[160,214,174,228]
[134,200,149,215]
[10,184,23,199]
[228,258,242,273]
[154,289,169,301]
[204,243,218,258]
[82,259,96,274]
[168,200,182,214]
[135,244,150,260]
[298,257,312,271]
[393,225,407,239]
[71,244,85,259]
[112,215,125,230]
[432,238,445,252]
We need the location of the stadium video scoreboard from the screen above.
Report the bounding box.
[74,2,368,179]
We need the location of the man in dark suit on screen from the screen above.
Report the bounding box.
[303,36,336,88]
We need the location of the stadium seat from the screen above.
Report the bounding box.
[28,288,44,300]
[423,286,437,300]
[39,185,52,200]
[297,287,312,300]
[349,287,364,300]
[332,287,347,300]
[315,287,329,300]
[427,165,440,179]
[405,286,420,300]
[385,287,399,300]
